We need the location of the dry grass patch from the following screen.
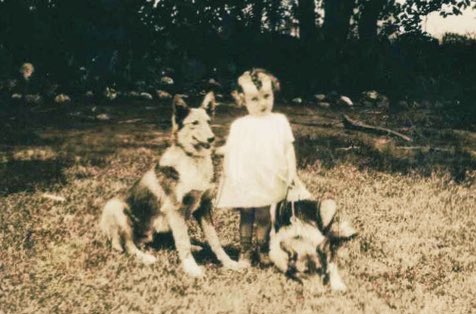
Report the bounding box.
[1,102,475,313]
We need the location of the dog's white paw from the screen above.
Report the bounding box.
[237,259,252,269]
[269,247,289,273]
[111,241,124,253]
[330,277,347,292]
[140,253,157,265]
[183,258,204,277]
[328,263,347,292]
[223,259,241,271]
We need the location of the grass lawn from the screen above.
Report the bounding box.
[1,98,475,313]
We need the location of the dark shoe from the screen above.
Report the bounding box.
[258,251,272,266]
[238,249,253,268]
[257,245,272,267]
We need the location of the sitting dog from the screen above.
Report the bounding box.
[99,92,239,277]
[269,192,356,291]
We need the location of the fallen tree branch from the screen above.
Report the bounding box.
[342,114,412,142]
[290,120,341,128]
[335,146,361,151]
[395,146,454,153]
[119,118,143,124]
[41,193,66,202]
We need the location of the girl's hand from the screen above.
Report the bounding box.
[285,143,297,186]
[214,145,226,156]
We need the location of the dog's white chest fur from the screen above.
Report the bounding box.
[159,146,213,201]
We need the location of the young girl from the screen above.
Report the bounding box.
[216,68,298,267]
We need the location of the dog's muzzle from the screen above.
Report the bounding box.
[193,136,214,149]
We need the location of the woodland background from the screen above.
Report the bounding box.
[0,0,475,105]
[1,1,476,313]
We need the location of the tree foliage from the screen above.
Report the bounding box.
[0,0,474,99]
[1,0,472,62]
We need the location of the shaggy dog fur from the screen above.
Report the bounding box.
[99,92,239,277]
[269,198,356,291]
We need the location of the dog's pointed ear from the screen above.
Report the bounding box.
[172,95,190,130]
[333,220,357,239]
[200,91,217,116]
[318,199,336,230]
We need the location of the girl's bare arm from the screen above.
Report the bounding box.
[285,142,297,186]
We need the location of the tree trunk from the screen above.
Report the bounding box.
[322,0,357,42]
[268,0,282,33]
[225,0,246,33]
[297,0,316,41]
[358,0,386,40]
[233,0,246,22]
[251,1,265,33]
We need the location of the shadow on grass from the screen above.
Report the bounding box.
[0,101,174,196]
[0,124,49,146]
[149,232,240,265]
[150,232,176,250]
[191,244,240,266]
[0,159,70,195]
[296,134,476,183]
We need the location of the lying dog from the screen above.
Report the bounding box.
[269,194,356,291]
[99,92,239,277]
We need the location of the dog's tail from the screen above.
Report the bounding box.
[99,198,128,239]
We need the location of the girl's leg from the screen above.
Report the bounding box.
[239,208,254,267]
[255,206,272,266]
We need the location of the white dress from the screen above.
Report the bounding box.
[216,113,296,208]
